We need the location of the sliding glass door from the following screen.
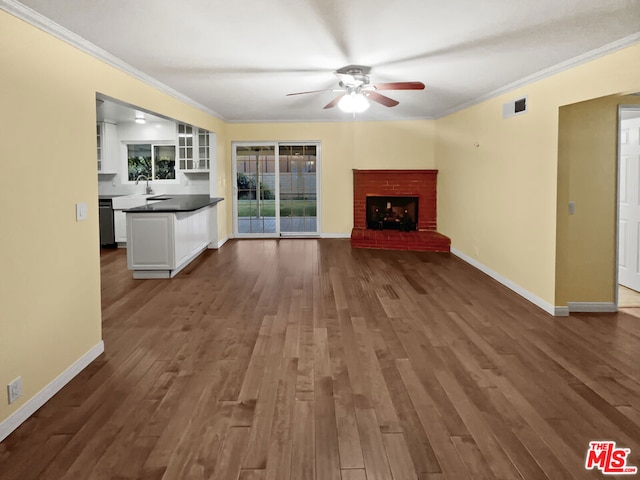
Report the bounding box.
[233,142,320,237]
[279,144,317,234]
[234,145,277,235]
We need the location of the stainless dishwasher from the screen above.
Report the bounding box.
[98,198,116,247]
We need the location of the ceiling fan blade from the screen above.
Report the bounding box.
[324,94,345,109]
[367,91,399,107]
[372,82,425,91]
[286,89,331,96]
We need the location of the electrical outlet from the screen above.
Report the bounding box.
[7,377,22,404]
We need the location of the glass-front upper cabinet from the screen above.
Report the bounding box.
[97,124,102,171]
[177,123,210,172]
[197,128,210,171]
[178,123,194,169]
[97,121,119,174]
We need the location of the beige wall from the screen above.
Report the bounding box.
[436,43,640,309]
[0,10,226,426]
[227,120,436,234]
[556,95,640,306]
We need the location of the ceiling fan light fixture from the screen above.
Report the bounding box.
[338,92,369,113]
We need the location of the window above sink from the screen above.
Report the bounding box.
[97,94,217,200]
[127,143,177,182]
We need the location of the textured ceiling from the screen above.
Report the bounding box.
[12,0,640,122]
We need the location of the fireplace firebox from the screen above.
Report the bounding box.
[366,196,418,231]
[351,169,450,252]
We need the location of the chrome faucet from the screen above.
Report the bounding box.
[135,175,154,194]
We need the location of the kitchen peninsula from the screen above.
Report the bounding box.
[124,195,223,279]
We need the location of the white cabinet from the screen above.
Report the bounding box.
[177,123,210,172]
[196,128,211,171]
[174,211,208,267]
[112,194,154,243]
[97,121,119,174]
[114,210,127,243]
[126,207,210,278]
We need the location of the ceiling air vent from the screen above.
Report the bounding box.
[503,96,528,119]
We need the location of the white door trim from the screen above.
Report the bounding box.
[616,106,640,306]
[232,140,322,238]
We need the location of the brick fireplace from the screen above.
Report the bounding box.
[351,169,451,252]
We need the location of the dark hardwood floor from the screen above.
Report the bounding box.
[1,239,640,479]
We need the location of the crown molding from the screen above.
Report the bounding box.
[439,32,640,119]
[225,114,436,124]
[0,0,224,120]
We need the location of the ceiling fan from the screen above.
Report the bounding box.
[286,65,425,113]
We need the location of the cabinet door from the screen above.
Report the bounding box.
[102,122,119,174]
[178,123,194,170]
[96,124,103,171]
[177,123,211,172]
[114,210,127,243]
[127,214,173,269]
[97,122,119,173]
[197,129,210,171]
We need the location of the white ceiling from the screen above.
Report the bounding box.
[96,98,170,124]
[13,0,640,122]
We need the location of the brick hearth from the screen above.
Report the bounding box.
[351,169,451,252]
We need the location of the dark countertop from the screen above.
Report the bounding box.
[124,195,224,213]
[98,194,125,200]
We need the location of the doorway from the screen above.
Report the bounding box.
[617,107,640,306]
[232,142,320,237]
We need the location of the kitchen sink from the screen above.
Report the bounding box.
[148,195,172,201]
[112,193,159,210]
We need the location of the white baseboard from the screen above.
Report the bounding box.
[450,249,618,316]
[133,270,170,279]
[320,233,351,239]
[0,341,105,443]
[450,247,559,316]
[568,302,617,313]
[209,236,230,249]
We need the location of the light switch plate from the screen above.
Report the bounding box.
[76,202,88,221]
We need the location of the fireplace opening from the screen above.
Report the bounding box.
[366,196,418,231]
